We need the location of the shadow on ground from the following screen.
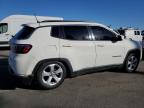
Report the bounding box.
[0,47,10,50]
[143,49,144,60]
[0,58,16,90]
[0,57,40,90]
[0,54,143,90]
[108,65,144,76]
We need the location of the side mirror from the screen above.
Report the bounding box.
[121,35,126,39]
[111,35,122,42]
[117,35,122,41]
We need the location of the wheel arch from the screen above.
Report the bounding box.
[124,49,141,64]
[32,58,74,78]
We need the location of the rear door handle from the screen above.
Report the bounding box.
[97,45,104,47]
[5,34,10,36]
[62,45,72,47]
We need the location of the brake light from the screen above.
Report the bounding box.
[11,44,32,54]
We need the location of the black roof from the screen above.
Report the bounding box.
[39,20,87,23]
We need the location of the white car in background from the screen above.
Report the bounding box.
[117,28,143,48]
[0,15,63,47]
[9,20,142,89]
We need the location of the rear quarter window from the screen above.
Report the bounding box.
[51,26,60,38]
[15,26,35,40]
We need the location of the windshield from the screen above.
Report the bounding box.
[0,23,8,34]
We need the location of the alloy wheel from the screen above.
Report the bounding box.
[41,64,64,86]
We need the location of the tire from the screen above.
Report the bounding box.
[36,61,66,89]
[124,53,139,73]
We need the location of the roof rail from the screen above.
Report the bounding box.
[40,20,87,23]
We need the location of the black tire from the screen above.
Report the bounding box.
[124,53,139,73]
[36,61,66,89]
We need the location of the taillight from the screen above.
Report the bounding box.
[11,44,32,54]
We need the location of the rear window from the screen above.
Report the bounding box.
[15,26,35,40]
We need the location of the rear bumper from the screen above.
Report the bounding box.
[8,65,33,85]
[8,55,30,77]
[8,51,38,77]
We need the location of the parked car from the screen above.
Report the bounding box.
[0,15,63,47]
[9,20,142,89]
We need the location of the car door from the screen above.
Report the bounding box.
[59,26,96,71]
[90,26,125,67]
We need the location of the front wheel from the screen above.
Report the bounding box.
[124,53,139,73]
[36,61,66,89]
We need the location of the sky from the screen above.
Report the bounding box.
[0,0,144,29]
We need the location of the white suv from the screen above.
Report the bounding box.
[9,20,142,89]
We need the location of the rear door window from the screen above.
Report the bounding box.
[62,26,90,40]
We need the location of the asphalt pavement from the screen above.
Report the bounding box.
[0,50,144,108]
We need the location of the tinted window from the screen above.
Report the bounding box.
[0,23,8,34]
[51,26,59,38]
[138,31,140,35]
[91,26,116,41]
[15,26,35,40]
[134,31,137,35]
[63,26,90,40]
[142,31,144,36]
[135,31,140,35]
[117,29,125,35]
